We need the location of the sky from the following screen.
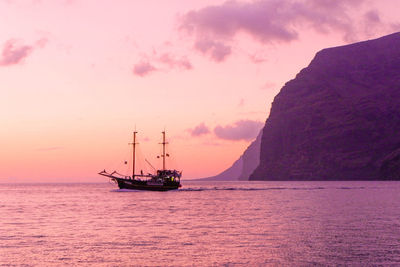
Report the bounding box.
[0,0,399,182]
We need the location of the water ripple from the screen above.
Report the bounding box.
[0,181,399,266]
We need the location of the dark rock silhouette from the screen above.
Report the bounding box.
[199,131,261,181]
[250,32,400,180]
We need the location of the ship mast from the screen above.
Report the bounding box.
[129,131,138,179]
[161,131,168,170]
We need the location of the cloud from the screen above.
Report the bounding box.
[35,38,49,48]
[180,0,298,43]
[159,53,192,70]
[249,52,269,64]
[133,60,157,77]
[194,39,232,62]
[133,52,193,77]
[0,38,49,67]
[364,10,380,24]
[188,123,210,137]
[0,39,33,66]
[261,81,276,90]
[179,0,394,61]
[214,119,264,141]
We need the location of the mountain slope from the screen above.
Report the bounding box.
[200,131,262,181]
[250,32,400,180]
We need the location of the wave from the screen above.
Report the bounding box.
[178,186,366,192]
[110,186,367,192]
[110,189,143,192]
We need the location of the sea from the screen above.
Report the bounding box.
[1,181,400,266]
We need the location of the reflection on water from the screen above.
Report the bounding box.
[1,181,400,266]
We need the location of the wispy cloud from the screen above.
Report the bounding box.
[194,39,231,62]
[132,51,193,77]
[261,81,276,90]
[35,37,48,48]
[0,39,33,66]
[249,52,269,64]
[0,38,48,67]
[179,0,396,62]
[214,119,263,141]
[188,123,210,137]
[159,53,192,70]
[133,60,157,77]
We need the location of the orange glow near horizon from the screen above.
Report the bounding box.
[0,0,398,182]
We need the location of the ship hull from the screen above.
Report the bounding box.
[114,177,180,191]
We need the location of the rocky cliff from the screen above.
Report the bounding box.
[200,131,261,180]
[250,32,400,180]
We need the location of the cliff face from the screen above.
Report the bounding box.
[200,131,261,181]
[199,156,243,181]
[238,131,262,180]
[250,32,400,181]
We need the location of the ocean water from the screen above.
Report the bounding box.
[1,181,400,266]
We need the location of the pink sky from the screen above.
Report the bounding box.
[0,0,399,182]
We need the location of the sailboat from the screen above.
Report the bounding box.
[99,131,182,191]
